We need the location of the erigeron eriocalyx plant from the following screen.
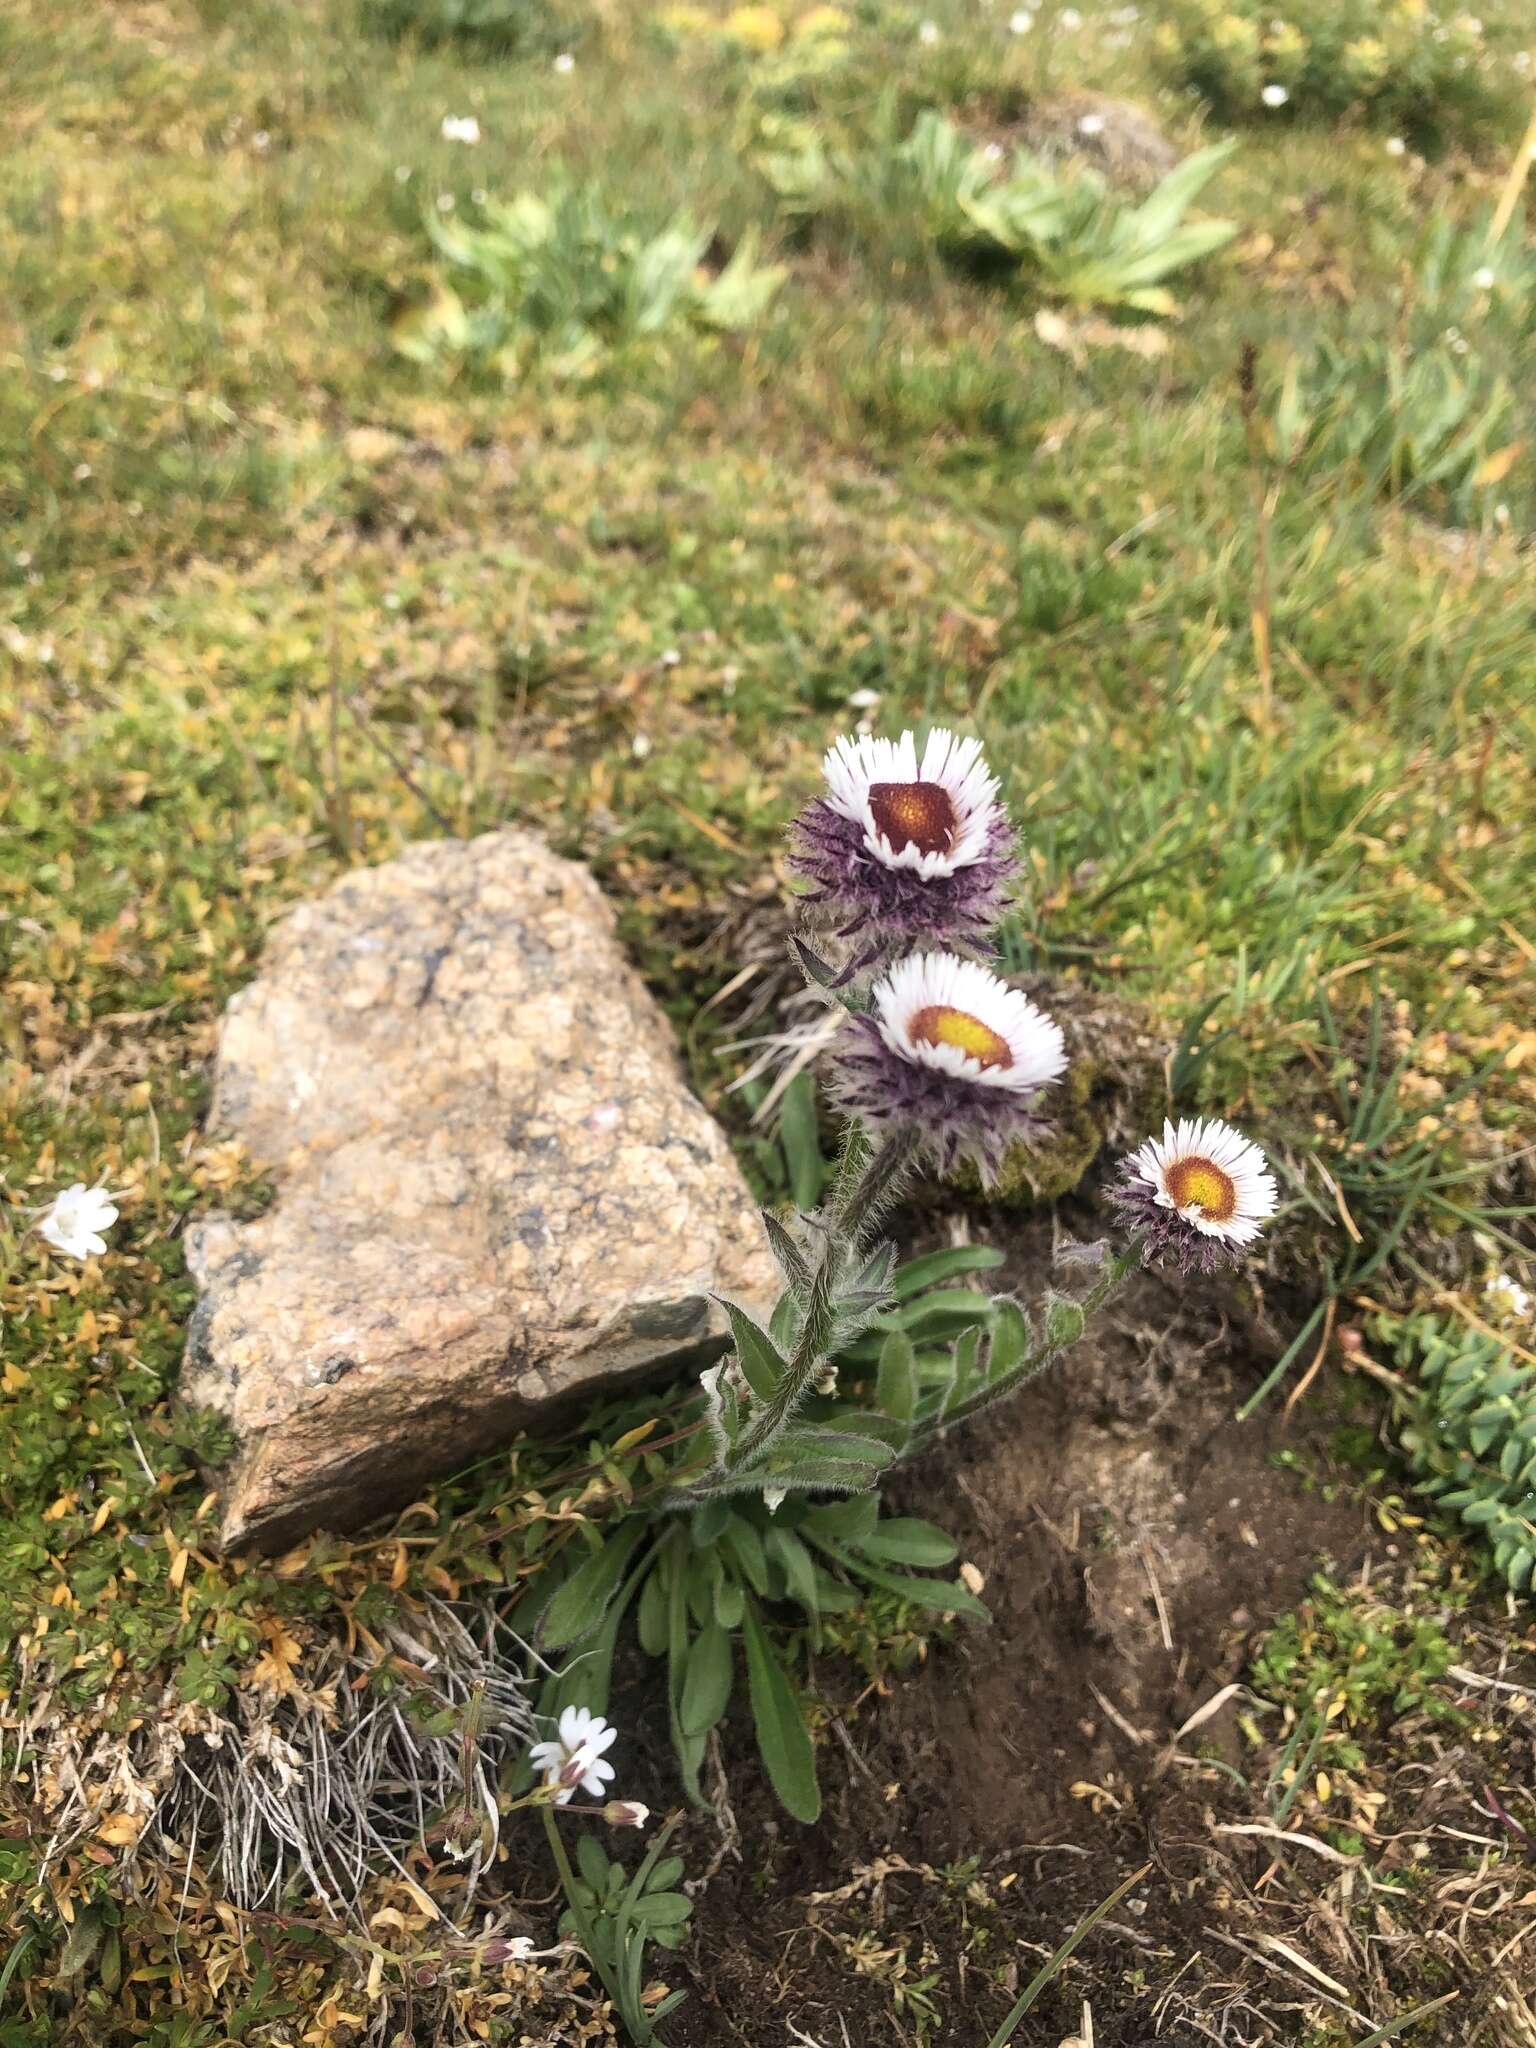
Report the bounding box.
[669,726,1280,1511]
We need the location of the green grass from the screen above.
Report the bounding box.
[2,0,1534,2034]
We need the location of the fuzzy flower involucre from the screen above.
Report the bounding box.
[829,951,1066,1182]
[527,1705,618,1804]
[788,728,1019,954]
[1112,1117,1279,1274]
[38,1183,118,1261]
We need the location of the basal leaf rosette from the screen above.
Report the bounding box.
[829,950,1067,1182]
[789,728,1019,952]
[1112,1116,1279,1274]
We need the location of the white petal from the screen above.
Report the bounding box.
[872,952,1066,1095]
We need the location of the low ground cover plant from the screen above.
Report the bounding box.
[1152,0,1525,145]
[765,110,1237,313]
[396,189,785,379]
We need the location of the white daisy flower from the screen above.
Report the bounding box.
[1261,83,1289,107]
[1385,136,1407,156]
[1060,7,1081,27]
[527,1704,618,1804]
[1009,8,1033,29]
[821,728,1005,878]
[1078,112,1106,136]
[1472,265,1495,290]
[1126,1117,1278,1246]
[553,51,575,72]
[440,115,481,144]
[919,18,940,42]
[871,952,1067,1094]
[38,1184,119,1261]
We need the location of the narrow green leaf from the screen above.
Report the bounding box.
[541,1520,647,1649]
[717,1296,785,1403]
[854,1518,958,1568]
[779,1069,826,1210]
[893,1245,1007,1297]
[680,1624,734,1738]
[742,1601,821,1823]
[877,1330,918,1421]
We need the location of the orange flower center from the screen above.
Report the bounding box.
[909,1004,1013,1070]
[1164,1156,1237,1222]
[868,780,956,857]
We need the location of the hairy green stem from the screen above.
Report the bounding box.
[721,1125,921,1477]
[927,1234,1146,1439]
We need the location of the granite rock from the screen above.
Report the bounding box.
[182,831,776,1551]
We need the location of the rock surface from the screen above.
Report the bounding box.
[182,831,777,1552]
[1014,93,1180,192]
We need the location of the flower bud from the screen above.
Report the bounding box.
[603,1800,651,1829]
[1043,1296,1085,1349]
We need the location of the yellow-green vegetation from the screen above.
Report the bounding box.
[2,0,1535,2039]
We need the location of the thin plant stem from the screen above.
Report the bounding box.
[540,1805,622,2016]
[983,1863,1151,2048]
[930,1237,1145,1438]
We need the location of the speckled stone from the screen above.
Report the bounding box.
[182,831,776,1552]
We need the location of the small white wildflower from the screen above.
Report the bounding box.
[527,1706,618,1804]
[441,114,481,144]
[1078,112,1106,137]
[83,367,104,391]
[846,686,882,709]
[36,639,54,664]
[1261,83,1289,108]
[763,1486,788,1514]
[73,463,93,481]
[395,163,414,183]
[1385,136,1407,156]
[471,187,487,205]
[919,18,940,42]
[553,51,575,72]
[1494,502,1510,526]
[252,129,271,152]
[1487,1273,1533,1318]
[502,1936,536,1962]
[632,731,652,760]
[1059,6,1081,27]
[1008,7,1033,28]
[1472,265,1495,290]
[983,140,1004,161]
[15,550,31,568]
[436,192,455,212]
[661,647,681,667]
[38,1184,119,1261]
[1514,50,1531,76]
[48,365,68,383]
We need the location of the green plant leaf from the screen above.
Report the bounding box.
[852,1517,958,1568]
[680,1623,734,1737]
[876,1330,918,1421]
[717,1297,786,1404]
[541,1520,648,1649]
[892,1245,1007,1297]
[742,1600,821,1823]
[778,1069,826,1210]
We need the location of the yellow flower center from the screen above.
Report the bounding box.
[909,1004,1012,1071]
[869,780,956,857]
[1165,1156,1237,1222]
